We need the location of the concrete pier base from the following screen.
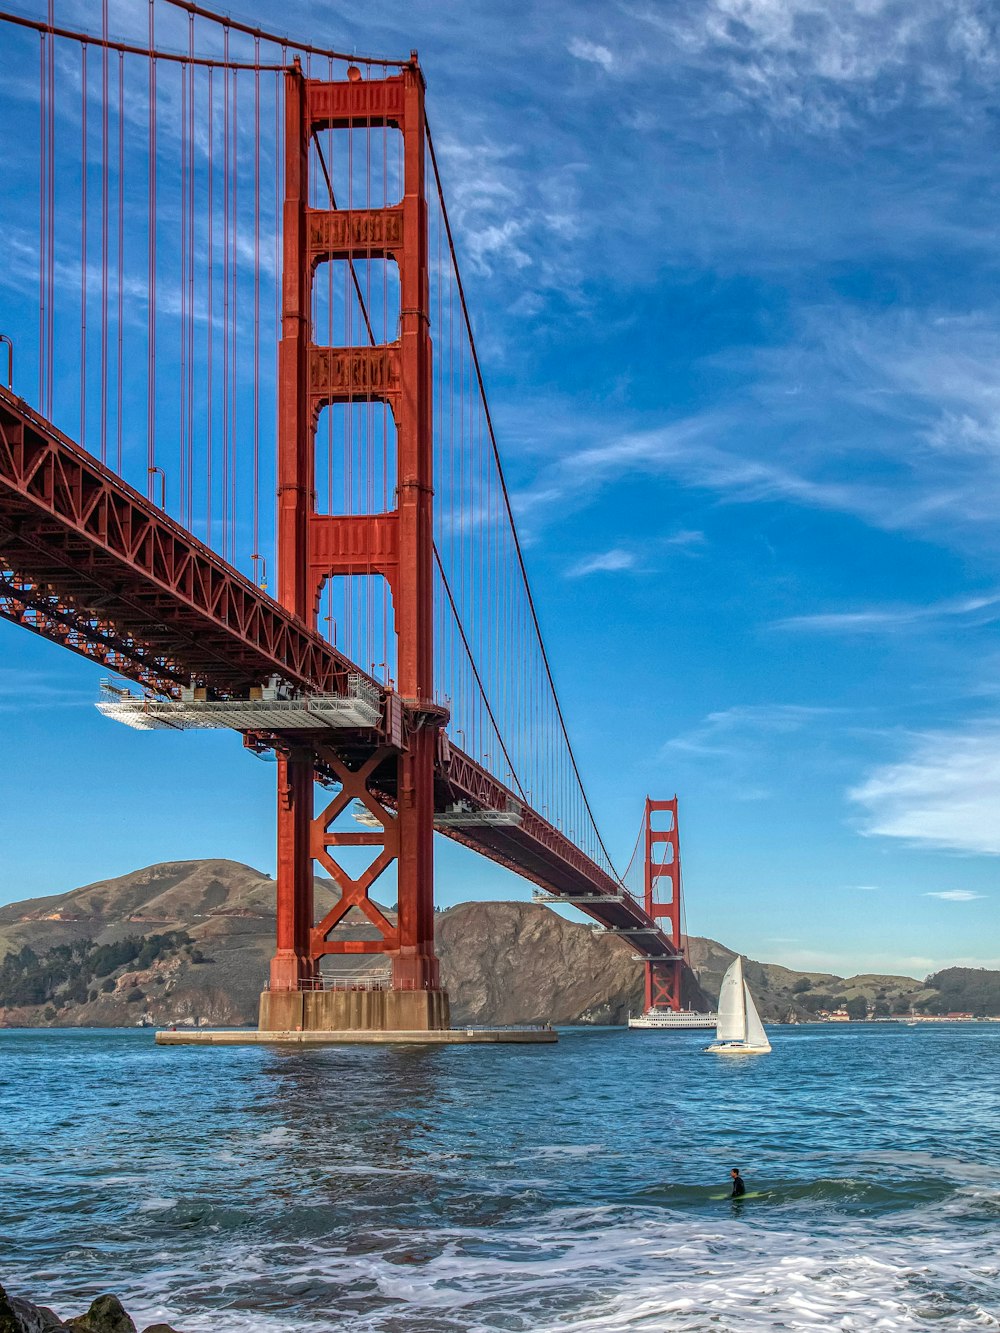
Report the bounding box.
[258,987,452,1034]
[154,988,556,1045]
[155,1025,557,1046]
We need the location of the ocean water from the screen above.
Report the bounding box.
[1,1024,998,1332]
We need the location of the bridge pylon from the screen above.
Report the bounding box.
[642,796,685,1012]
[262,56,447,1031]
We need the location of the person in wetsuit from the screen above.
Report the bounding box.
[730,1168,746,1198]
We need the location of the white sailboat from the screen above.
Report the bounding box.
[704,955,771,1054]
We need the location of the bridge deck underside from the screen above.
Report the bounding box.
[0,389,679,960]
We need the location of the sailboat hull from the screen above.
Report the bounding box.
[704,1041,771,1054]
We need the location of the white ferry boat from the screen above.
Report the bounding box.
[628,1007,718,1030]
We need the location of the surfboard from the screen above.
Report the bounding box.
[711,1190,768,1200]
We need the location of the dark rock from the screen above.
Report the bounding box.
[140,1325,182,1333]
[0,1284,18,1333]
[65,1296,136,1333]
[0,1283,70,1332]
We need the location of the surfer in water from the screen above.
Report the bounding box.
[730,1168,746,1199]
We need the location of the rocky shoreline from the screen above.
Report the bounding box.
[0,1287,178,1333]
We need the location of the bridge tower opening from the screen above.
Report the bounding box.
[642,797,685,1012]
[262,56,448,1032]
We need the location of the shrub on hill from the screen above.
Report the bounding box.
[923,968,1000,1016]
[0,930,192,1009]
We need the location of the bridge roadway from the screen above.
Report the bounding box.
[0,386,679,959]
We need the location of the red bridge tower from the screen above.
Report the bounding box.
[642,797,685,1012]
[263,56,447,1031]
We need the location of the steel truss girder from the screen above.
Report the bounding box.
[0,385,361,700]
[532,891,627,905]
[0,568,186,696]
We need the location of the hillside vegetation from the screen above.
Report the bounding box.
[923,968,1000,1016]
[0,931,197,1015]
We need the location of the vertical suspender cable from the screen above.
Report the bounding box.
[116,51,124,473]
[180,58,188,513]
[80,43,88,449]
[38,33,45,408]
[46,0,55,419]
[382,112,389,678]
[323,66,333,641]
[253,36,260,576]
[232,68,239,562]
[147,1,157,500]
[345,118,353,657]
[187,12,195,527]
[206,65,213,543]
[366,89,373,671]
[275,56,283,590]
[221,26,229,554]
[100,1,109,464]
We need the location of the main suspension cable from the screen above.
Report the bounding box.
[161,0,409,67]
[425,117,624,880]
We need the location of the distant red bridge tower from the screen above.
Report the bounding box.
[642,797,685,1012]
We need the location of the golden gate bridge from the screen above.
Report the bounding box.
[0,0,693,1033]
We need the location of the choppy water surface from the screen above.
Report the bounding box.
[1,1024,998,1331]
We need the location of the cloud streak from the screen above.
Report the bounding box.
[566,548,638,577]
[568,37,616,72]
[775,592,1000,634]
[924,889,987,901]
[850,724,1000,855]
[665,703,835,759]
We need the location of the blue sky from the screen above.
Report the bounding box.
[2,0,999,978]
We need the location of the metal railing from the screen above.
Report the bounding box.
[265,972,396,993]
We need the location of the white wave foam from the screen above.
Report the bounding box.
[18,1202,997,1332]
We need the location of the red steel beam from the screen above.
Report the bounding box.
[0,385,357,699]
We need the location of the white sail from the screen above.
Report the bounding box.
[743,982,771,1051]
[715,956,746,1042]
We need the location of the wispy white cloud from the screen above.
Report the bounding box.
[626,0,1000,132]
[568,37,616,73]
[924,889,987,901]
[775,592,1000,634]
[850,723,1000,855]
[566,548,638,577]
[665,703,833,758]
[512,404,896,540]
[506,298,1000,560]
[563,530,705,577]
